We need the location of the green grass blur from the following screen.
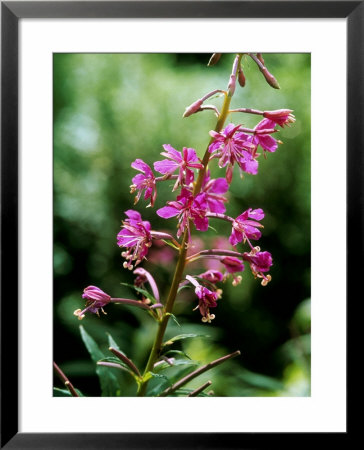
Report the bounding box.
[54,53,311,396]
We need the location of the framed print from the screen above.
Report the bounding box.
[1,1,360,448]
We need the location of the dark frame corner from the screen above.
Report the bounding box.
[1,1,361,448]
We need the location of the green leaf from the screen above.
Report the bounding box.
[153,358,198,373]
[120,282,156,303]
[163,333,209,346]
[79,325,119,396]
[164,350,191,360]
[161,239,180,251]
[53,387,84,397]
[166,313,181,328]
[177,284,192,294]
[147,371,170,382]
[106,332,122,353]
[145,372,171,397]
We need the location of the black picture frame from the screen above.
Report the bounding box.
[1,1,359,448]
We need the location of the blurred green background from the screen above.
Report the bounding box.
[53,53,311,396]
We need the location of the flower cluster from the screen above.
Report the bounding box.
[76,53,293,325]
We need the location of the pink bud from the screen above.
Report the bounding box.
[261,68,280,89]
[226,165,233,184]
[227,74,236,96]
[183,99,204,118]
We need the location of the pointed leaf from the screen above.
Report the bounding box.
[208,225,218,233]
[164,350,191,360]
[177,284,192,294]
[80,325,119,396]
[106,332,122,352]
[154,358,198,373]
[53,387,84,397]
[145,372,171,397]
[166,313,181,328]
[161,239,180,251]
[163,333,209,346]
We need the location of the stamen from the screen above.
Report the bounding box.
[73,309,85,320]
[232,275,242,286]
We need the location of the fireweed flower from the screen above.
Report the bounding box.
[157,188,208,238]
[208,123,258,182]
[221,256,244,273]
[229,208,265,247]
[243,248,273,285]
[73,286,111,320]
[263,109,295,127]
[117,210,152,269]
[201,172,228,213]
[186,275,219,323]
[221,256,244,286]
[251,119,278,153]
[154,144,203,191]
[199,269,224,284]
[130,159,157,207]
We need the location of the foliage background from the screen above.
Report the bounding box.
[54,53,311,396]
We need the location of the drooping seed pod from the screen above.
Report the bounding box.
[207,53,222,66]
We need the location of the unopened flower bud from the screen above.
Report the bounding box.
[238,67,246,87]
[208,53,222,66]
[261,68,280,89]
[183,98,204,118]
[227,74,236,96]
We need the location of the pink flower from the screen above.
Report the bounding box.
[117,210,152,269]
[209,123,258,182]
[130,159,157,207]
[263,109,295,127]
[229,208,265,246]
[156,189,208,238]
[243,249,273,286]
[186,275,219,323]
[74,286,111,320]
[154,144,203,190]
[199,269,224,283]
[251,119,278,153]
[201,172,228,213]
[221,256,244,286]
[221,256,244,273]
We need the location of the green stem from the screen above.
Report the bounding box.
[136,53,242,397]
[137,231,188,396]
